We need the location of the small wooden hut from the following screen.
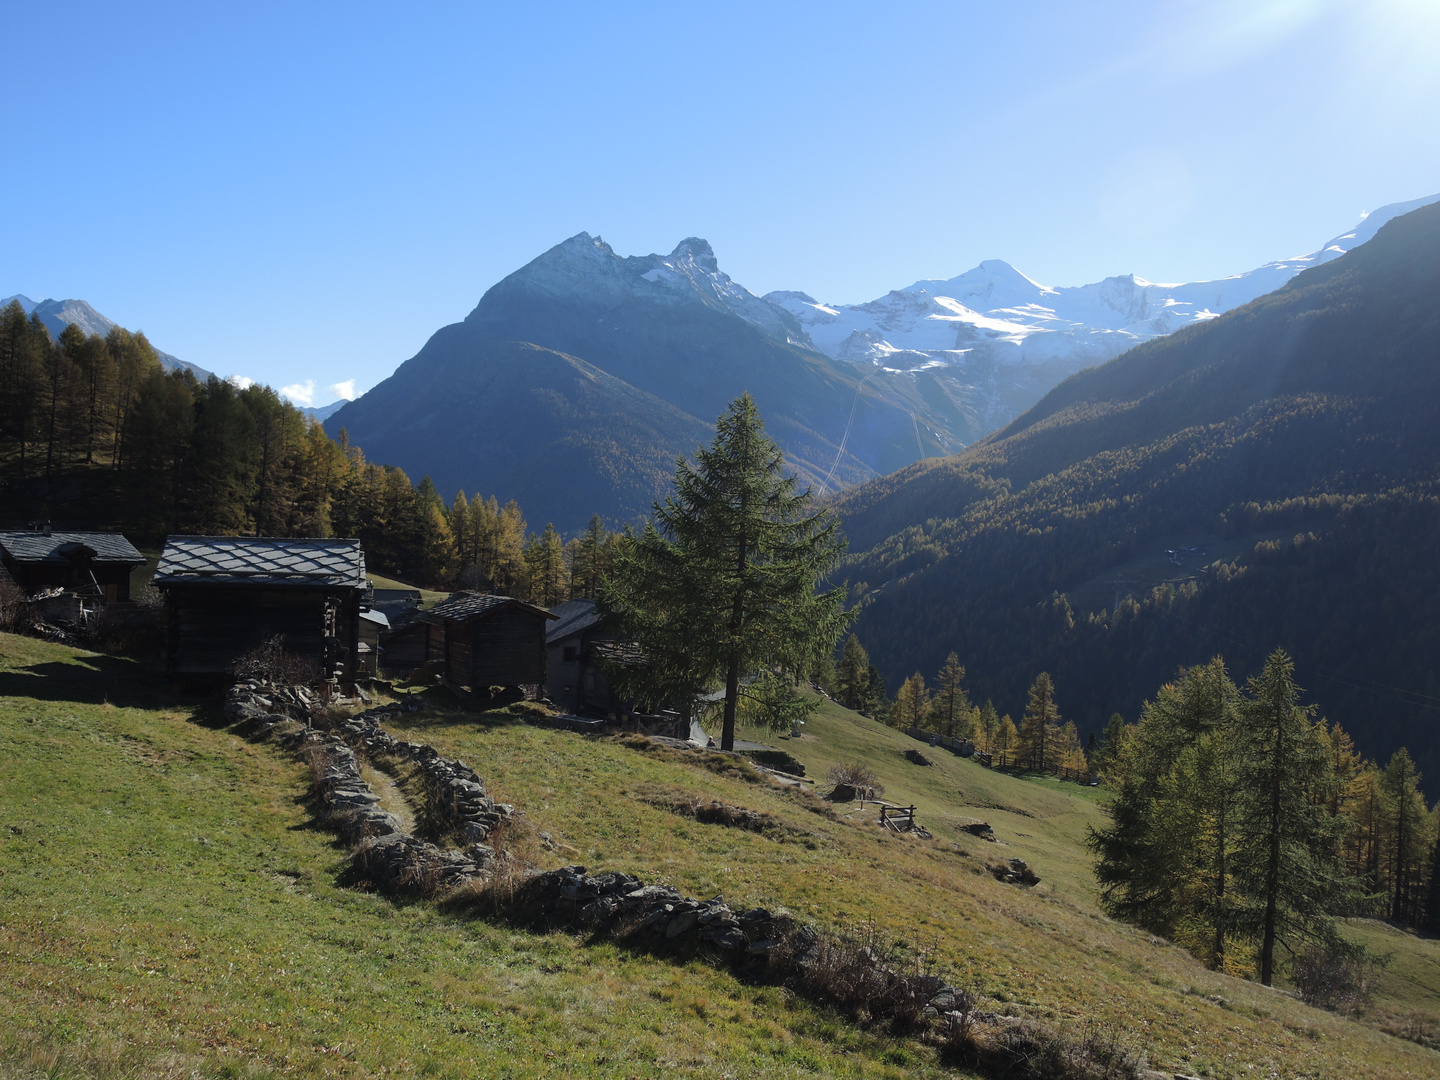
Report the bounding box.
[428,592,556,693]
[153,536,368,681]
[0,527,144,602]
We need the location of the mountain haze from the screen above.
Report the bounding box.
[835,200,1440,788]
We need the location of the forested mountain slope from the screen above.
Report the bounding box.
[834,201,1440,787]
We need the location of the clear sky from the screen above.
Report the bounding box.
[4,0,1438,406]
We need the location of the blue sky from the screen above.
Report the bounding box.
[4,0,1438,405]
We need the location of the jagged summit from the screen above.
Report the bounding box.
[471,233,807,345]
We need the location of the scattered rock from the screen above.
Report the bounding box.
[988,858,1040,886]
[904,748,932,766]
[960,821,997,842]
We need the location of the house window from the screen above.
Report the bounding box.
[563,646,577,663]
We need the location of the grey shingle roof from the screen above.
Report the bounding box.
[546,599,603,645]
[429,591,559,623]
[0,530,144,565]
[154,536,366,588]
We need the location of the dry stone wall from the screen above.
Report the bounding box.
[217,681,1133,1071]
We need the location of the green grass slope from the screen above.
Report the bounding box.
[3,633,1439,1078]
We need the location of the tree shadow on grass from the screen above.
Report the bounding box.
[0,652,195,713]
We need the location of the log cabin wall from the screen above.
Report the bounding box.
[444,619,472,683]
[469,606,547,688]
[164,586,333,676]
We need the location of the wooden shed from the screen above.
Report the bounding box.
[357,609,389,677]
[0,528,144,602]
[429,592,556,693]
[153,536,368,682]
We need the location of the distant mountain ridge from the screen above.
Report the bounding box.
[326,235,983,530]
[0,294,212,380]
[328,193,1439,533]
[766,193,1440,432]
[832,200,1440,792]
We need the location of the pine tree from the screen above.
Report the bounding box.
[1091,712,1128,779]
[1381,749,1427,924]
[525,523,568,606]
[569,514,613,599]
[600,394,850,748]
[1089,658,1238,942]
[1019,672,1061,772]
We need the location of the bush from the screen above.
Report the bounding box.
[0,579,24,632]
[231,635,323,686]
[1291,943,1385,1013]
[827,762,884,797]
[945,1018,1147,1080]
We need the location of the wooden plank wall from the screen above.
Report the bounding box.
[165,586,355,677]
[469,607,546,688]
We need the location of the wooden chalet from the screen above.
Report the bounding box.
[428,592,556,693]
[545,599,659,718]
[0,528,144,602]
[153,536,368,682]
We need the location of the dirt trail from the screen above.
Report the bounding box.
[361,764,418,835]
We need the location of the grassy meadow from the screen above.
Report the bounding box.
[2,632,1439,1078]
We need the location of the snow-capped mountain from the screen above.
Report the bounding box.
[760,193,1440,431]
[1,293,212,379]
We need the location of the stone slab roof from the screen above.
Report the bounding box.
[429,591,558,623]
[0,530,143,565]
[546,599,603,645]
[154,536,366,589]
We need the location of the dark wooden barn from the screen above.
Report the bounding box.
[0,528,144,602]
[545,599,660,718]
[153,536,368,682]
[429,592,556,693]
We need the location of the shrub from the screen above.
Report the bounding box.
[945,1018,1147,1080]
[827,762,884,797]
[0,579,25,632]
[1291,943,1385,1013]
[231,634,322,686]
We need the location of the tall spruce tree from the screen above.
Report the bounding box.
[600,394,849,749]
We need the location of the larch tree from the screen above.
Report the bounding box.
[1230,649,1357,986]
[1019,672,1061,772]
[599,393,850,750]
[835,635,874,712]
[893,672,929,730]
[931,652,971,737]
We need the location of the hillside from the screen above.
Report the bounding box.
[5,632,1440,1078]
[834,200,1440,787]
